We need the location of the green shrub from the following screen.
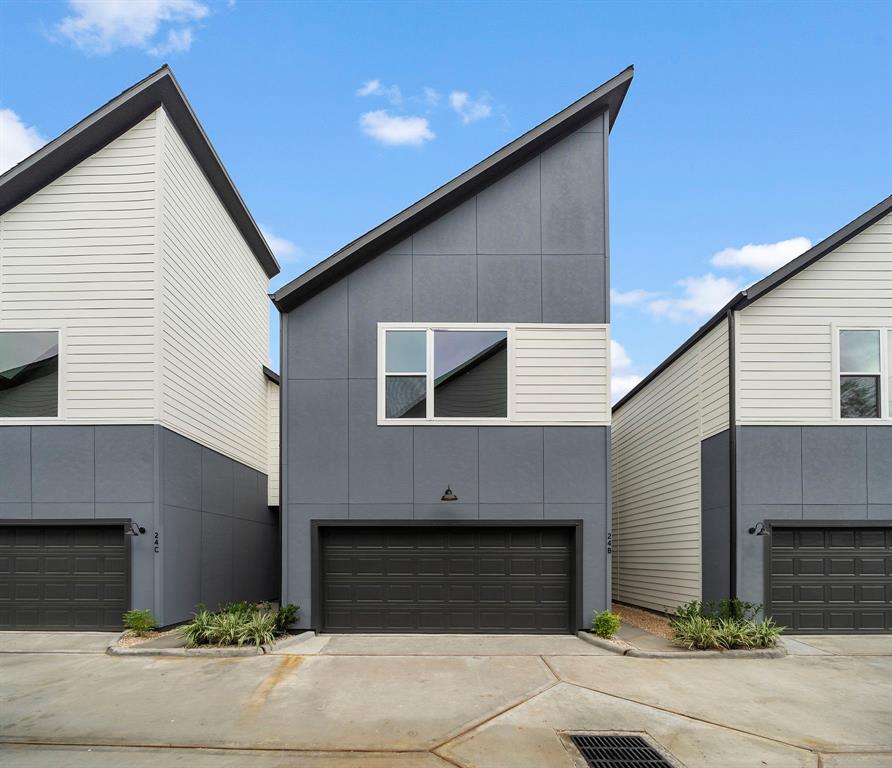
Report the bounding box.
[275,603,299,633]
[179,602,299,648]
[123,609,157,636]
[180,606,215,647]
[668,599,784,650]
[591,610,621,639]
[670,614,720,650]
[238,611,278,647]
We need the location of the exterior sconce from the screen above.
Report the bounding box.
[441,486,458,502]
[124,522,146,536]
[748,522,769,536]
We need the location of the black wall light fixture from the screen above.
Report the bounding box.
[124,522,146,536]
[748,521,769,536]
[441,486,458,502]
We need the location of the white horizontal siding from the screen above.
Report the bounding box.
[0,113,158,422]
[158,108,271,473]
[612,320,729,612]
[267,379,280,506]
[511,325,610,424]
[736,213,892,424]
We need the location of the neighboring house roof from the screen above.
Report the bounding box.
[0,65,280,279]
[263,366,281,385]
[272,66,634,312]
[613,194,892,412]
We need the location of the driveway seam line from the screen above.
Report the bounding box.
[429,679,561,754]
[0,739,434,755]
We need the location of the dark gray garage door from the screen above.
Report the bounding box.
[320,525,574,633]
[768,526,892,633]
[0,524,129,630]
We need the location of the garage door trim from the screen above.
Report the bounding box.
[0,517,132,631]
[763,518,892,635]
[310,519,583,633]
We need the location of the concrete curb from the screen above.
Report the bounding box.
[106,632,272,657]
[576,631,629,654]
[576,631,787,659]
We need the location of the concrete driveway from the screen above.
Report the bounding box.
[0,632,890,767]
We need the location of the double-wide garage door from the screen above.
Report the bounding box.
[769,526,892,633]
[0,524,128,631]
[320,525,574,633]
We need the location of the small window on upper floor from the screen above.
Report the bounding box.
[381,326,508,422]
[0,331,59,418]
[838,328,890,420]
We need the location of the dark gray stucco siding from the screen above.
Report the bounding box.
[282,113,611,629]
[700,430,731,603]
[0,424,277,626]
[735,425,892,606]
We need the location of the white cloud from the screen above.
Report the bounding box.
[55,0,209,56]
[610,339,642,403]
[711,236,811,273]
[0,108,46,174]
[421,86,440,108]
[356,79,402,105]
[449,91,492,124]
[610,288,658,306]
[360,110,434,147]
[260,226,302,263]
[648,273,742,323]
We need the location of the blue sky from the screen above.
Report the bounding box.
[1,0,890,399]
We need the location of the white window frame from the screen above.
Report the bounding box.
[832,324,891,422]
[378,323,513,426]
[0,327,64,422]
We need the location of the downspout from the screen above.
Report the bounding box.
[726,304,738,600]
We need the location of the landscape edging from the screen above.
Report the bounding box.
[575,631,787,659]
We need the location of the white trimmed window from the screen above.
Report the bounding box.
[377,323,611,426]
[0,330,60,418]
[836,327,891,420]
[380,325,509,422]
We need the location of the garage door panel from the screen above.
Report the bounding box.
[320,525,574,634]
[769,525,891,634]
[0,525,128,631]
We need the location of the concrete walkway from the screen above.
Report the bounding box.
[1,632,890,767]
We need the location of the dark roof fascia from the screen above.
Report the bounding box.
[272,66,634,313]
[0,66,279,279]
[613,194,892,413]
[263,366,281,385]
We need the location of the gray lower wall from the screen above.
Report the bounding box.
[284,422,610,629]
[0,424,277,626]
[736,425,892,606]
[701,430,731,603]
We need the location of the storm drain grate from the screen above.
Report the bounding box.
[569,734,675,767]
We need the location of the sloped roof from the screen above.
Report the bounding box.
[0,66,279,279]
[273,66,634,312]
[613,194,892,412]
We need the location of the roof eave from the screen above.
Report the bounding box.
[0,66,280,279]
[272,66,634,312]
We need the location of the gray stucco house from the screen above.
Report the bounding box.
[612,196,892,634]
[272,67,633,633]
[0,68,281,630]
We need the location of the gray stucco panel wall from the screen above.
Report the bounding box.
[735,425,892,607]
[701,430,731,603]
[0,424,277,626]
[281,112,611,630]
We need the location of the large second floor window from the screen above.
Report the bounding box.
[381,326,508,422]
[838,328,890,420]
[0,331,59,418]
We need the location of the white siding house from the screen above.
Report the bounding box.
[612,321,728,611]
[611,198,892,633]
[0,67,282,630]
